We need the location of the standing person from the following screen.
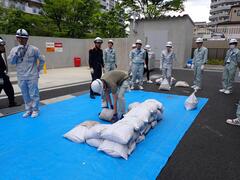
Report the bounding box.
[104,40,117,72]
[129,39,146,90]
[219,39,240,95]
[89,37,104,99]
[91,70,129,122]
[128,43,136,77]
[144,44,153,83]
[226,100,240,126]
[8,29,45,118]
[191,38,208,90]
[161,41,176,85]
[0,37,19,107]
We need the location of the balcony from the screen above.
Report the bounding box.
[210,5,231,14]
[211,0,240,8]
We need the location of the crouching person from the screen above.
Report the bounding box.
[91,70,129,122]
[8,29,45,118]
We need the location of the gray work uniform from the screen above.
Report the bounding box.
[104,47,117,72]
[222,48,240,91]
[161,49,176,84]
[129,48,146,86]
[192,46,208,88]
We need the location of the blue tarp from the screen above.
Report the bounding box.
[0,91,208,180]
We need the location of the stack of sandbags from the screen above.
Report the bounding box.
[63,99,164,160]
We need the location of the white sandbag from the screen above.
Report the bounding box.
[154,110,163,121]
[185,92,198,111]
[128,102,140,111]
[98,140,129,160]
[81,121,100,128]
[155,78,163,84]
[159,78,171,91]
[85,124,110,139]
[99,108,115,122]
[63,124,87,143]
[128,141,137,155]
[139,124,148,135]
[100,121,135,144]
[144,124,152,135]
[175,81,190,87]
[151,121,158,129]
[121,116,145,131]
[136,134,145,144]
[86,138,104,148]
[125,105,151,123]
[143,99,164,111]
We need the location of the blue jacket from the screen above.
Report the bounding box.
[193,46,208,65]
[104,48,117,64]
[224,48,240,67]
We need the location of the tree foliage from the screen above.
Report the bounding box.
[120,0,185,18]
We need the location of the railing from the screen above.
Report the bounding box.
[194,26,240,38]
[211,0,240,8]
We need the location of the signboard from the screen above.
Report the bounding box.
[54,42,63,52]
[46,42,55,52]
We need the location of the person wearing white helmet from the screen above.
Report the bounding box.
[219,38,240,95]
[191,37,208,90]
[129,39,146,90]
[161,41,176,85]
[0,37,19,107]
[144,44,153,83]
[91,70,129,122]
[8,29,45,118]
[89,37,104,99]
[226,100,240,126]
[104,39,117,72]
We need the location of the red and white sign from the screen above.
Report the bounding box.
[46,42,55,52]
[54,42,63,52]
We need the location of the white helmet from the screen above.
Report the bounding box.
[94,37,103,43]
[145,44,151,49]
[132,43,136,48]
[135,39,142,44]
[195,37,203,43]
[229,38,238,44]
[166,41,173,47]
[0,38,5,46]
[16,29,29,38]
[91,79,103,95]
[108,39,114,44]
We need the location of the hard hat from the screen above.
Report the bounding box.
[132,43,136,48]
[16,29,29,38]
[166,41,173,47]
[91,79,103,95]
[229,38,238,44]
[135,39,142,44]
[108,39,114,44]
[145,44,151,49]
[0,37,5,46]
[195,37,203,43]
[94,37,103,43]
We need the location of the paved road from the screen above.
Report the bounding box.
[0,69,240,180]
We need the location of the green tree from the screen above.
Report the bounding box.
[66,0,100,38]
[93,3,127,38]
[120,0,185,18]
[42,0,70,32]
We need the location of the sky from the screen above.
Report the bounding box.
[170,0,211,22]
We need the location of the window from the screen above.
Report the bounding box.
[237,10,240,16]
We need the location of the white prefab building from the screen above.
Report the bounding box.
[129,15,194,68]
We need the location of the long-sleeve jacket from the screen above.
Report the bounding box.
[0,53,7,75]
[8,44,45,80]
[193,47,208,66]
[161,49,176,68]
[129,48,146,64]
[89,47,104,69]
[103,48,116,64]
[224,48,240,67]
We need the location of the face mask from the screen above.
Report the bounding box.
[230,45,235,49]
